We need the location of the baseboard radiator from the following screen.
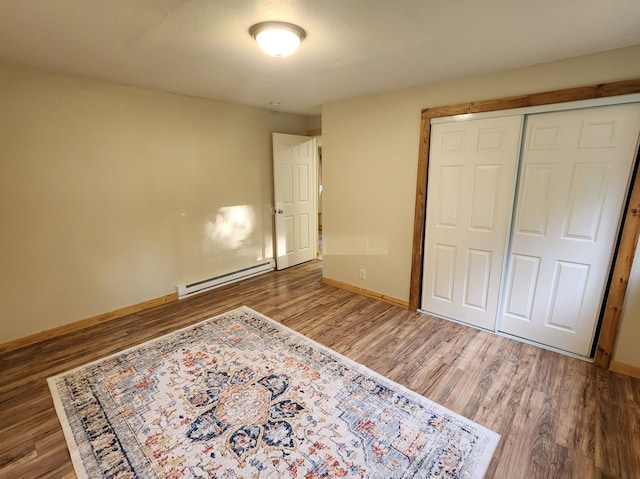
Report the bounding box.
[176,260,275,299]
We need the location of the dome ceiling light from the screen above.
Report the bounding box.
[249,21,306,58]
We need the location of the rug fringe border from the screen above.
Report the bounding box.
[47,377,90,479]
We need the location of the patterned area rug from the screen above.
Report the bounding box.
[48,306,499,478]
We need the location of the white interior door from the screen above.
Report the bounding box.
[499,104,640,356]
[422,115,523,329]
[272,133,317,270]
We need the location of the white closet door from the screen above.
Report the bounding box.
[499,104,640,356]
[422,115,523,329]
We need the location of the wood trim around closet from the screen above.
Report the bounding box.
[409,78,640,368]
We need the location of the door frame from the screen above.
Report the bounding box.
[408,78,640,368]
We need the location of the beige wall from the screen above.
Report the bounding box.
[306,115,322,132]
[0,64,307,343]
[615,241,640,366]
[321,44,640,366]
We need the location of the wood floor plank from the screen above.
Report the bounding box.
[595,367,640,479]
[556,358,596,458]
[0,260,638,479]
[569,450,597,479]
[459,338,513,420]
[471,347,532,434]
[491,386,540,479]
[528,348,569,397]
[526,392,560,478]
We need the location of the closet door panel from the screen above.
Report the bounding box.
[463,249,492,310]
[502,254,540,320]
[422,115,523,329]
[437,166,463,227]
[470,165,501,230]
[432,244,456,302]
[515,164,553,236]
[563,163,608,240]
[546,260,590,332]
[499,104,640,356]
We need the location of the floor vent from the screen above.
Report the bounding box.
[176,260,275,299]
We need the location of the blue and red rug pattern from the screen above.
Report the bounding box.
[48,306,499,478]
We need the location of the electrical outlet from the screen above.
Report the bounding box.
[359,269,366,280]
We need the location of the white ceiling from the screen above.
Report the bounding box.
[0,0,639,115]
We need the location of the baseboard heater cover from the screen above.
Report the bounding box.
[176,260,275,299]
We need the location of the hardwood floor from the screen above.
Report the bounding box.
[1,260,639,478]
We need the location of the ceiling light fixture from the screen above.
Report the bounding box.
[249,21,306,58]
